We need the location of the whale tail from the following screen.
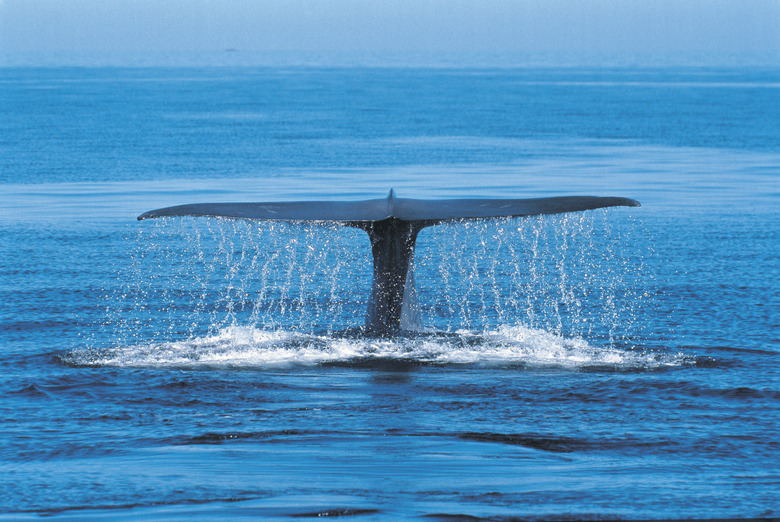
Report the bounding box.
[139,190,640,335]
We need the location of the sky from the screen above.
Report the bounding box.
[1,0,778,64]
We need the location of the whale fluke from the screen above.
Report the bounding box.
[138,190,640,335]
[138,191,639,224]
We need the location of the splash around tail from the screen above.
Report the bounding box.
[62,325,684,371]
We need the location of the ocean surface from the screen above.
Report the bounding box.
[1,60,778,520]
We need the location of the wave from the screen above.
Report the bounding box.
[62,325,690,370]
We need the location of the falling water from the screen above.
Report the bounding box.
[415,210,654,342]
[108,218,373,342]
[76,209,672,369]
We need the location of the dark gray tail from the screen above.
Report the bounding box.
[139,190,640,335]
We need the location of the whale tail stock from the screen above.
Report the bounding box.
[138,190,640,335]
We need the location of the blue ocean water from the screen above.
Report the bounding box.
[0,62,778,520]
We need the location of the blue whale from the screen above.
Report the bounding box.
[139,190,640,335]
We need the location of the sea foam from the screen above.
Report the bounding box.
[67,324,685,370]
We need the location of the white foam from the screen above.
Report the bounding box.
[73,324,685,370]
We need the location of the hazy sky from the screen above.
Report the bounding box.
[1,0,778,60]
